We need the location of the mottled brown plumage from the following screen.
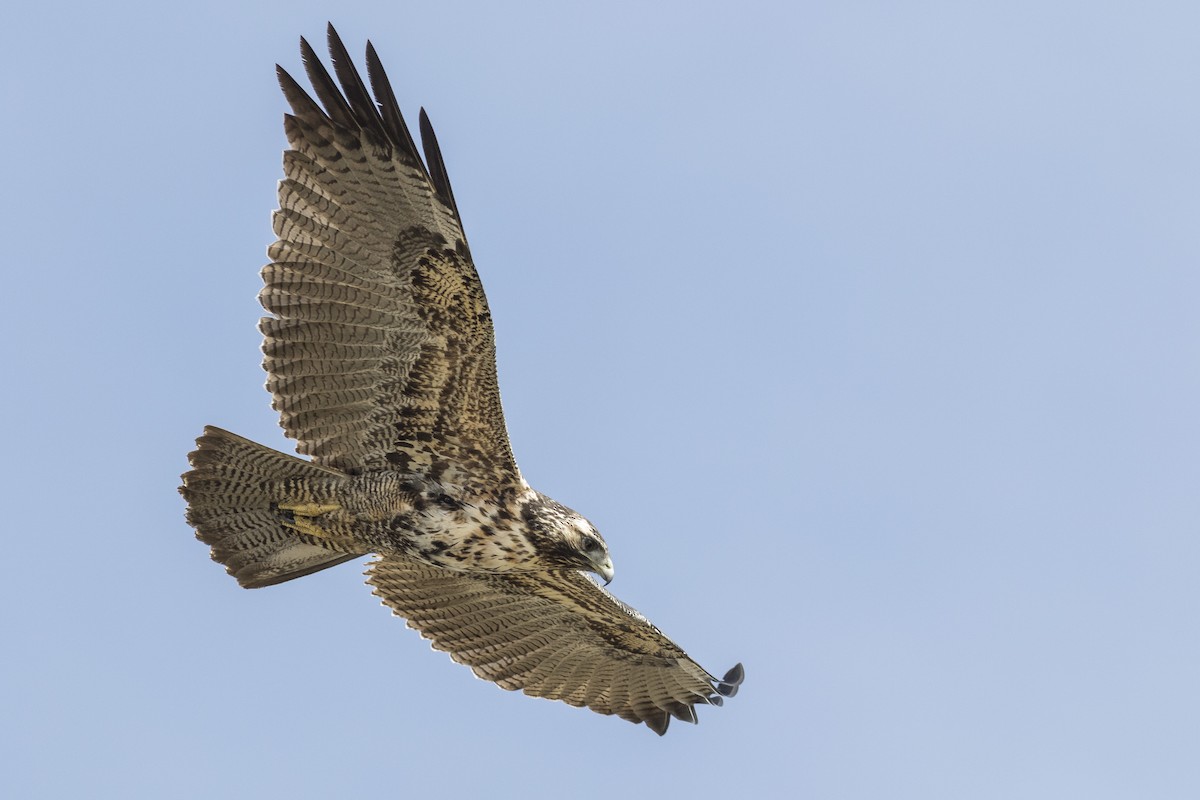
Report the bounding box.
[180,24,742,734]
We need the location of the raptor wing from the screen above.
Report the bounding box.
[367,555,744,734]
[260,25,519,494]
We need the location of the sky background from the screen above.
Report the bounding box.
[3,1,1198,797]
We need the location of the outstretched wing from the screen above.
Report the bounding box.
[367,556,744,734]
[260,25,519,492]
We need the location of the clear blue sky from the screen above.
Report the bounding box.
[3,1,1198,797]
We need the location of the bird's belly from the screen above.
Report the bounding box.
[386,512,537,574]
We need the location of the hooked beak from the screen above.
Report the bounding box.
[593,556,615,586]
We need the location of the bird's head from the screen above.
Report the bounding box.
[522,494,615,584]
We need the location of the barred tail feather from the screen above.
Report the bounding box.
[180,426,362,588]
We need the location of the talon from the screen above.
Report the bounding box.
[276,501,341,539]
[278,502,341,516]
[279,515,330,539]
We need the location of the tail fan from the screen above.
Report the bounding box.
[180,426,363,588]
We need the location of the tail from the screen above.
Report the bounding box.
[180,426,364,588]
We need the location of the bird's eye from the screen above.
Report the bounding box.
[436,494,458,508]
[582,535,601,552]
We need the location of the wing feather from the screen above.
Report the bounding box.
[418,108,465,226]
[367,556,738,733]
[325,28,386,132]
[298,35,358,130]
[262,26,518,488]
[365,42,425,176]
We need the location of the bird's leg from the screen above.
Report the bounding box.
[278,502,341,517]
[276,501,342,539]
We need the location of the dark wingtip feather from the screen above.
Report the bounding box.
[363,39,425,171]
[276,65,324,123]
[644,711,670,736]
[716,662,745,697]
[325,23,384,132]
[418,108,462,220]
[666,702,698,724]
[298,32,355,129]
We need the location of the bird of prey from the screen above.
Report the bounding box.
[180,24,743,735]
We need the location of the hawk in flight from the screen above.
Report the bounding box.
[180,24,743,734]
